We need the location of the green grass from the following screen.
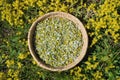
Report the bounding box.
[0,0,120,80]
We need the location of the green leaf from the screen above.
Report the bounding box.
[108,72,115,80]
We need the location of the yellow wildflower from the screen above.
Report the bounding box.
[2,54,8,59]
[8,69,19,79]
[8,69,13,77]
[5,60,14,68]
[43,0,47,3]
[36,1,43,7]
[88,57,92,61]
[105,64,115,72]
[13,77,19,80]
[12,0,19,9]
[92,62,99,69]
[60,4,68,12]
[90,38,98,47]
[13,70,19,78]
[93,71,103,79]
[39,11,44,16]
[87,0,120,45]
[18,53,28,60]
[85,60,99,70]
[17,62,22,69]
[85,61,93,70]
[87,3,96,11]
[0,72,5,79]
[37,71,43,77]
[71,66,85,80]
[93,55,96,61]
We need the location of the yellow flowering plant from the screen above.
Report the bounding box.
[70,36,120,80]
[86,0,120,46]
[0,0,120,80]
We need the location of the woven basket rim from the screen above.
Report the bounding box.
[28,12,88,71]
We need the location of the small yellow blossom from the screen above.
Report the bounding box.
[92,62,99,69]
[36,1,43,7]
[13,70,19,78]
[39,11,44,16]
[43,0,47,3]
[105,64,115,72]
[37,71,43,77]
[18,53,28,60]
[8,69,19,79]
[0,72,5,79]
[17,62,22,69]
[2,54,8,59]
[85,61,93,70]
[8,69,13,77]
[86,0,120,46]
[93,71,103,79]
[5,60,14,68]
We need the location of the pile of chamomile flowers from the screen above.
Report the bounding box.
[35,17,83,67]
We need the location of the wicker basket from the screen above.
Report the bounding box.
[28,12,88,71]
